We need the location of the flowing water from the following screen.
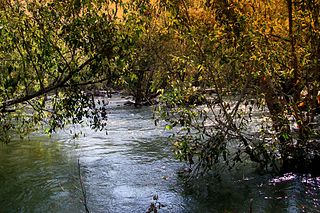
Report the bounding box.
[0,96,319,213]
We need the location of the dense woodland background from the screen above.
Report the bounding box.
[1,0,320,176]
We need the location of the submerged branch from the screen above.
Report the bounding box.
[78,159,90,213]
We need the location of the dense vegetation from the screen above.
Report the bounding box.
[1,0,320,175]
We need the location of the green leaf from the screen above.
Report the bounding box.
[165,125,173,130]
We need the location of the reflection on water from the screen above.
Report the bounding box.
[0,96,319,213]
[0,139,82,212]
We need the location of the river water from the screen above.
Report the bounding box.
[0,96,319,213]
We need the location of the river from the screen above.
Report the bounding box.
[0,96,319,212]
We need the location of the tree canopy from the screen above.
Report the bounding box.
[0,0,123,141]
[1,0,320,175]
[155,0,320,176]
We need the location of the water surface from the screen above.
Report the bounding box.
[0,96,319,212]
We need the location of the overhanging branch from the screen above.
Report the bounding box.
[1,57,96,110]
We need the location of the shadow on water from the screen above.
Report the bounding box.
[175,168,320,213]
[0,96,320,212]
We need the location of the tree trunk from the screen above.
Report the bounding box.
[260,76,292,161]
[134,71,144,107]
[287,0,301,102]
